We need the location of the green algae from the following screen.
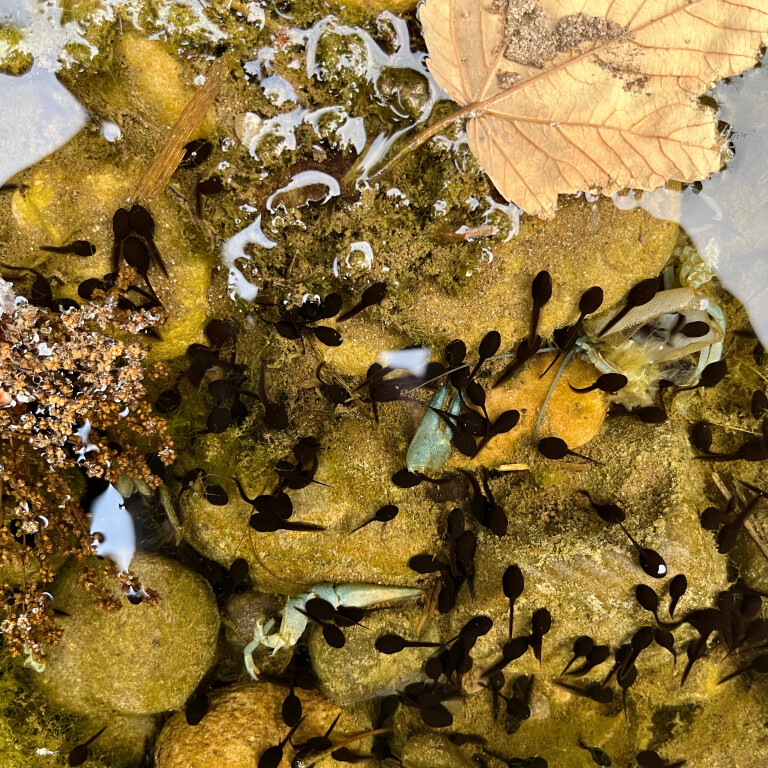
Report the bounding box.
[34,555,220,716]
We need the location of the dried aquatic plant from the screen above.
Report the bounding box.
[0,272,171,662]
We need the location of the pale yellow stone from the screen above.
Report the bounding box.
[154,681,373,768]
[449,352,607,469]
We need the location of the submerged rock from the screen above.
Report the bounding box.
[310,604,438,702]
[180,411,442,594]
[400,733,474,768]
[153,680,374,768]
[35,554,219,715]
[447,351,608,469]
[459,415,727,675]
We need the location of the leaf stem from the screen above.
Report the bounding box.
[367,103,477,184]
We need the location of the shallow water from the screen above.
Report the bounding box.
[1,2,768,767]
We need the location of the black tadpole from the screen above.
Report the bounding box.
[41,240,96,257]
[569,372,628,394]
[529,607,552,665]
[67,726,107,766]
[618,523,667,578]
[718,652,768,684]
[494,335,541,389]
[636,749,687,768]
[553,680,613,703]
[561,635,594,675]
[680,636,707,687]
[258,718,306,768]
[349,504,399,533]
[337,282,387,322]
[668,574,687,618]
[528,270,552,347]
[538,437,600,464]
[375,633,442,654]
[579,490,625,525]
[281,660,303,727]
[502,564,524,638]
[196,176,225,216]
[597,277,659,338]
[541,285,604,377]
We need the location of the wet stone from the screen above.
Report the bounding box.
[153,681,373,768]
[459,415,727,680]
[35,554,220,715]
[310,604,439,702]
[180,412,443,593]
[400,733,475,768]
[397,194,678,349]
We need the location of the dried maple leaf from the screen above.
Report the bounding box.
[417,0,768,216]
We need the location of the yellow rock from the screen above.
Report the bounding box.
[154,681,373,768]
[449,352,607,469]
[118,33,195,128]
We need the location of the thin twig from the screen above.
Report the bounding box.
[131,56,230,202]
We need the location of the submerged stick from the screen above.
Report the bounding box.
[131,56,230,203]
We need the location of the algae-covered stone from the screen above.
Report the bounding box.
[401,733,473,768]
[310,604,438,702]
[154,681,373,768]
[79,712,161,768]
[180,410,442,594]
[35,554,220,715]
[390,645,768,767]
[397,194,678,349]
[0,26,33,76]
[0,644,114,768]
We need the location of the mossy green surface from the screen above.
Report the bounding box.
[180,408,443,594]
[34,554,220,715]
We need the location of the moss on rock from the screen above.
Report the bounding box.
[153,680,374,768]
[180,409,443,594]
[35,554,220,715]
[310,604,437,702]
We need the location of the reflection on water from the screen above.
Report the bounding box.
[679,65,768,345]
[0,64,86,187]
[612,65,768,345]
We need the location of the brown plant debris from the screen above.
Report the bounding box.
[132,55,230,203]
[419,0,768,215]
[0,273,170,661]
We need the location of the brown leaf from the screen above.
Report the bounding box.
[420,0,768,216]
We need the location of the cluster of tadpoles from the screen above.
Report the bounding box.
[296,596,366,649]
[259,707,394,768]
[691,390,768,463]
[260,283,387,351]
[480,566,551,682]
[425,332,522,459]
[699,479,768,554]
[233,437,327,533]
[375,614,494,727]
[407,506,477,613]
[156,316,292,435]
[110,203,168,303]
[634,577,768,687]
